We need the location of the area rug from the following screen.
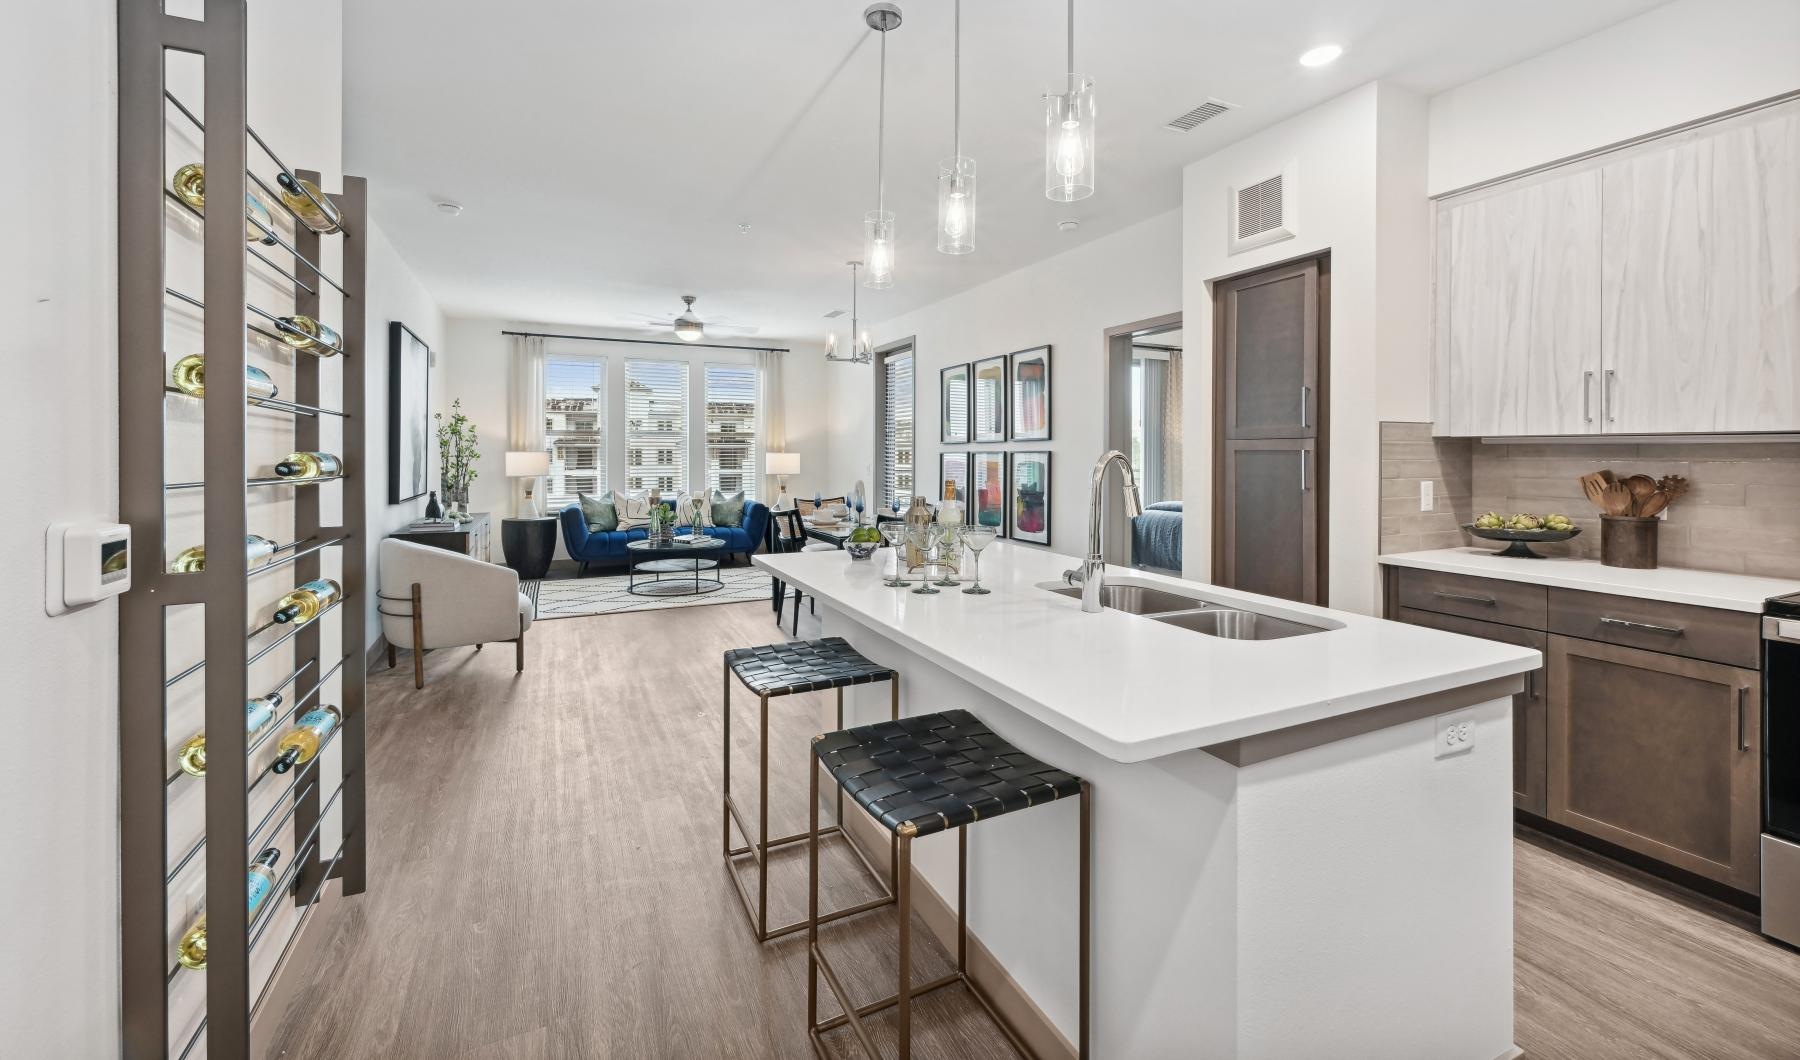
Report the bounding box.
[524,566,775,620]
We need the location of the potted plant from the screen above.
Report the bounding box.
[646,502,675,545]
[435,400,480,523]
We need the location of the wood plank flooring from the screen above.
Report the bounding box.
[266,600,1800,1059]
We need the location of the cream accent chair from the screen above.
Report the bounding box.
[378,538,535,689]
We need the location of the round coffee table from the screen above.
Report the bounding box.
[626,536,728,596]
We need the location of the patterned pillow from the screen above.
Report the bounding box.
[613,489,656,531]
[578,491,618,532]
[676,492,715,527]
[711,489,746,528]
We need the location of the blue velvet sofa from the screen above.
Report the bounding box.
[559,500,770,575]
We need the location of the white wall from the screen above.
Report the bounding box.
[1428,0,1800,194]
[438,318,833,557]
[1181,83,1431,617]
[2,3,121,1053]
[832,211,1184,558]
[364,223,447,644]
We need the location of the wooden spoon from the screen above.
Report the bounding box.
[1579,472,1610,510]
[1657,475,1690,503]
[1601,482,1636,517]
[1636,491,1672,518]
[1622,474,1659,515]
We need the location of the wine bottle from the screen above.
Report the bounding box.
[271,578,342,626]
[169,534,279,574]
[171,162,278,246]
[175,692,282,778]
[174,848,283,971]
[271,705,343,774]
[275,172,343,235]
[273,451,343,480]
[169,354,278,404]
[274,314,342,356]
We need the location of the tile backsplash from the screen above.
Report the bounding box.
[1379,422,1800,579]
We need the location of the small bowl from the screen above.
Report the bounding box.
[846,541,879,561]
[1464,524,1581,559]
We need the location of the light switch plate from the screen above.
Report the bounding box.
[1435,712,1475,758]
[1420,481,1435,512]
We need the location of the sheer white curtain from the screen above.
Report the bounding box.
[756,348,785,500]
[508,333,546,515]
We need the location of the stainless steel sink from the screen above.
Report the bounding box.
[1041,582,1203,615]
[1151,608,1326,641]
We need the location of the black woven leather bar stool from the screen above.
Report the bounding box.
[807,710,1091,1059]
[724,637,900,942]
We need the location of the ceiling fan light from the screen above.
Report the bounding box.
[673,316,704,342]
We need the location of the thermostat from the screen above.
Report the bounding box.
[46,522,132,616]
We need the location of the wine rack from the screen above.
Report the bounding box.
[119,3,367,1058]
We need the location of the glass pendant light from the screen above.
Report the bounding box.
[1044,0,1095,202]
[825,262,874,364]
[863,3,902,288]
[937,0,975,254]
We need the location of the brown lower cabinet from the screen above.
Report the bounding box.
[1546,634,1762,893]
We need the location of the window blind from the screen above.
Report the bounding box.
[704,363,758,500]
[625,359,689,495]
[880,349,914,512]
[543,356,605,507]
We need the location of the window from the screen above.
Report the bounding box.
[705,363,758,500]
[878,347,914,512]
[543,356,605,507]
[625,359,688,495]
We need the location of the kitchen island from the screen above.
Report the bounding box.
[757,542,1539,1060]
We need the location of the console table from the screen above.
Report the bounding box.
[391,512,491,562]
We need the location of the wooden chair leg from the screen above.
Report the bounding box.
[386,643,396,669]
[516,615,525,672]
[474,643,483,652]
[411,582,425,690]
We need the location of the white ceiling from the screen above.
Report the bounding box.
[344,0,1666,344]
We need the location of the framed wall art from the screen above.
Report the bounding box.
[1009,345,1051,441]
[940,451,969,504]
[1009,450,1051,546]
[971,354,1007,444]
[941,362,971,444]
[388,321,432,503]
[969,450,1007,534]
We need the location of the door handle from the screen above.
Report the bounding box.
[1300,385,1311,430]
[1604,369,1617,423]
[1583,371,1594,423]
[1738,686,1749,751]
[1598,616,1685,636]
[1433,590,1496,606]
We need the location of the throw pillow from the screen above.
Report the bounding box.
[711,489,746,528]
[613,489,656,531]
[578,491,618,532]
[677,492,716,528]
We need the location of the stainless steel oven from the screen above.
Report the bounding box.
[1764,594,1800,947]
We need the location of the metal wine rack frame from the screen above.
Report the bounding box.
[119,3,367,1057]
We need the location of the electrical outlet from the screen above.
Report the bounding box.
[1435,712,1475,758]
[1420,480,1435,512]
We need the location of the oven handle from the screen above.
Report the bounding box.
[1738,685,1749,752]
[1765,616,1800,645]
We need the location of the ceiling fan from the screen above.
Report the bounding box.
[615,294,761,343]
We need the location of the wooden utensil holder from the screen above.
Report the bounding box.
[1600,515,1659,569]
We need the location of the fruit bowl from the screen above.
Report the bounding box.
[1464,524,1581,559]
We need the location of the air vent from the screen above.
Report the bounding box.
[1164,97,1238,132]
[823,309,846,319]
[1228,162,1297,254]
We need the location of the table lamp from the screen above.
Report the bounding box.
[766,452,801,510]
[505,450,552,517]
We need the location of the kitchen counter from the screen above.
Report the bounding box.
[756,543,1531,1058]
[759,542,1538,763]
[1380,547,1800,612]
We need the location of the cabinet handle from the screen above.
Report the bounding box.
[1583,371,1595,423]
[1604,369,1617,423]
[1300,448,1309,491]
[1300,385,1311,430]
[1525,669,1535,699]
[1738,686,1749,751]
[1598,615,1685,636]
[1433,590,1496,606]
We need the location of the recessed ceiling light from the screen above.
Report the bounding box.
[1058,219,1080,232]
[1298,44,1343,68]
[738,222,752,234]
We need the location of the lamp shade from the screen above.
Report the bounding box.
[505,451,551,477]
[766,452,801,476]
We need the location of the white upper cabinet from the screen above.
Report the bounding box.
[1600,105,1800,434]
[1438,169,1602,437]
[1434,99,1799,437]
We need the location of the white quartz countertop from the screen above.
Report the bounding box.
[756,543,1539,764]
[1379,548,1800,613]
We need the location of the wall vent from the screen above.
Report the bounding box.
[1164,98,1238,132]
[1228,162,1297,254]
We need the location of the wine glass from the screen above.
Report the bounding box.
[934,523,961,587]
[959,526,996,594]
[879,521,909,587]
[906,525,940,595]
